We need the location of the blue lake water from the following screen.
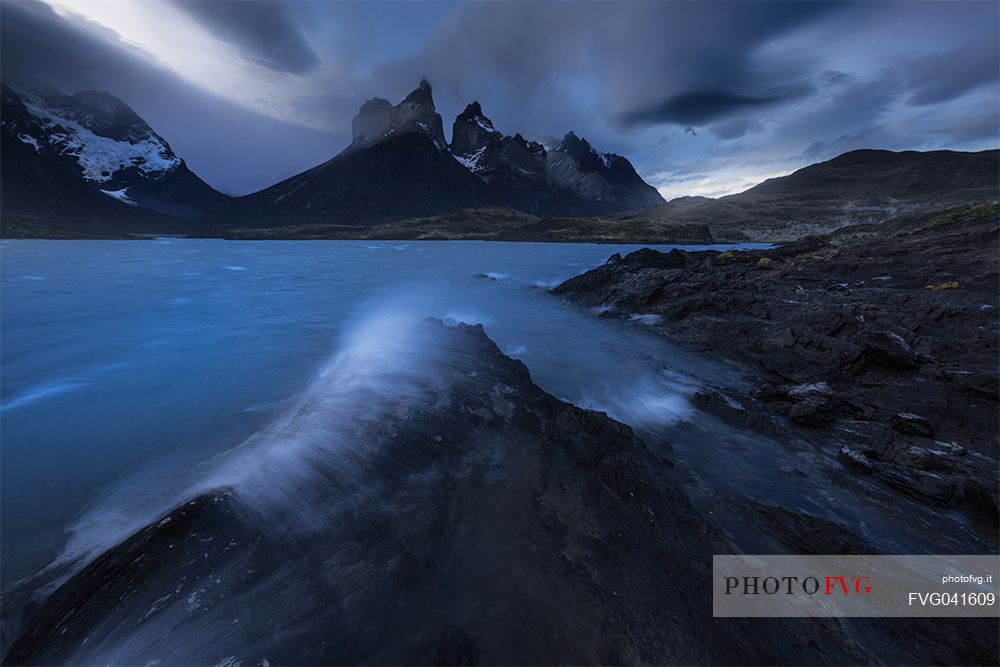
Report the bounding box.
[0,239,988,591]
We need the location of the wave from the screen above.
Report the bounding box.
[629,313,662,326]
[2,381,90,412]
[2,362,130,412]
[51,300,452,572]
[577,379,694,429]
[442,310,494,326]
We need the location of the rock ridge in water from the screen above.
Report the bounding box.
[6,320,996,665]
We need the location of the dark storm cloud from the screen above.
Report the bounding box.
[378,0,994,154]
[0,0,342,194]
[369,0,846,153]
[904,36,999,106]
[620,83,813,127]
[169,0,320,75]
[621,91,779,127]
[1,0,148,95]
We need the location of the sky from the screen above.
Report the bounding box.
[1,0,997,198]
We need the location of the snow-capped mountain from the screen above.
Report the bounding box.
[449,103,664,216]
[545,131,665,211]
[224,80,664,228]
[1,83,225,226]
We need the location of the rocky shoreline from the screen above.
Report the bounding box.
[554,202,1000,524]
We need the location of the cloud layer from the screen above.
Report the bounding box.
[2,0,997,197]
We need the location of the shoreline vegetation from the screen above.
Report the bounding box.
[4,198,998,245]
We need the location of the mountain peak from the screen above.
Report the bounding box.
[402,78,435,108]
[349,79,446,150]
[451,101,500,156]
[358,97,392,115]
[561,131,590,151]
[70,90,135,113]
[545,130,664,208]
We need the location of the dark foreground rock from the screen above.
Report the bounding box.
[554,202,1000,520]
[6,321,995,665]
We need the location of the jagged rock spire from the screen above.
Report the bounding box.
[350,79,446,148]
[402,78,435,107]
[451,100,499,156]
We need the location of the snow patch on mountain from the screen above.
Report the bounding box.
[100,187,138,206]
[21,96,180,182]
[455,146,487,173]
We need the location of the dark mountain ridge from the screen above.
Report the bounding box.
[219,80,666,227]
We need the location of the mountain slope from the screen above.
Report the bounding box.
[227,131,501,226]
[545,131,664,212]
[223,82,501,226]
[218,81,665,228]
[1,83,226,230]
[449,103,664,217]
[741,149,999,203]
[449,102,591,217]
[618,149,1000,241]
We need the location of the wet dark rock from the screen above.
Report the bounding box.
[731,501,872,555]
[409,626,480,666]
[878,466,955,505]
[621,247,691,269]
[692,387,789,437]
[785,382,838,427]
[839,444,874,474]
[554,202,999,519]
[779,465,808,478]
[837,432,997,518]
[864,329,920,369]
[937,367,1000,398]
[726,498,997,665]
[890,412,935,437]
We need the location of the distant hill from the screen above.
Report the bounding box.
[613,149,1000,241]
